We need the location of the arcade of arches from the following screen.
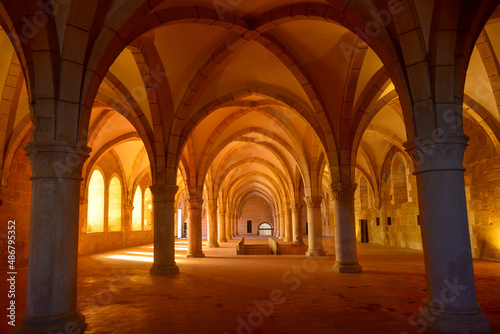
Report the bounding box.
[1,0,500,333]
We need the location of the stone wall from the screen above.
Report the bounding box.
[0,136,155,268]
[0,136,31,270]
[463,117,500,262]
[354,145,422,252]
[237,196,274,234]
[78,152,153,255]
[353,117,500,262]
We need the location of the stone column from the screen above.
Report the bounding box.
[123,203,133,243]
[284,207,293,242]
[331,183,362,273]
[225,210,232,239]
[186,199,205,258]
[279,211,286,239]
[405,136,490,333]
[15,143,89,334]
[234,215,239,236]
[207,204,219,248]
[150,184,180,275]
[273,213,279,237]
[218,209,227,242]
[292,204,305,246]
[305,196,326,256]
[230,214,235,238]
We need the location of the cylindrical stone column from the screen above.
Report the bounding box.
[405,136,490,333]
[234,215,239,236]
[207,204,219,248]
[279,211,286,239]
[230,214,235,238]
[15,143,89,333]
[218,209,227,242]
[331,183,362,273]
[292,204,305,246]
[284,207,293,242]
[225,210,232,239]
[273,214,279,237]
[150,184,180,275]
[186,199,205,258]
[305,196,326,256]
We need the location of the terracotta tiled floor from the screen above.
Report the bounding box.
[2,237,500,333]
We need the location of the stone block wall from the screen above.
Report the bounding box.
[0,136,31,270]
[463,117,500,262]
[0,134,155,268]
[237,196,274,234]
[353,117,500,262]
[78,151,153,255]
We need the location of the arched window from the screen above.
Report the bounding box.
[132,186,143,231]
[258,222,273,236]
[391,155,408,204]
[87,170,104,232]
[108,177,122,232]
[144,188,153,231]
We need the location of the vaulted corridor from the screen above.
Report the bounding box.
[2,1,500,333]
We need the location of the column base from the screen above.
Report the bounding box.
[219,238,228,243]
[292,240,305,247]
[284,237,292,242]
[150,263,179,275]
[418,303,490,334]
[15,310,85,334]
[186,251,205,258]
[332,261,362,273]
[207,242,220,248]
[306,249,326,256]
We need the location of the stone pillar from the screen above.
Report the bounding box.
[225,210,232,239]
[207,204,219,248]
[292,204,305,246]
[123,203,133,240]
[234,215,239,236]
[405,136,490,333]
[305,196,325,256]
[273,213,279,237]
[15,143,89,333]
[331,183,362,273]
[186,199,205,258]
[218,209,227,242]
[284,207,293,242]
[279,211,286,239]
[150,184,180,275]
[230,214,235,238]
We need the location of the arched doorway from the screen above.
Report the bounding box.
[257,223,273,236]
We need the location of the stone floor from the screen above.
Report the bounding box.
[2,236,500,333]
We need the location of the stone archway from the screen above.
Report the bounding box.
[257,222,273,236]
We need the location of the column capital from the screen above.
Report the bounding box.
[404,135,468,174]
[26,142,91,180]
[150,184,178,202]
[291,203,302,213]
[305,196,323,208]
[207,204,218,213]
[186,198,203,210]
[330,183,357,200]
